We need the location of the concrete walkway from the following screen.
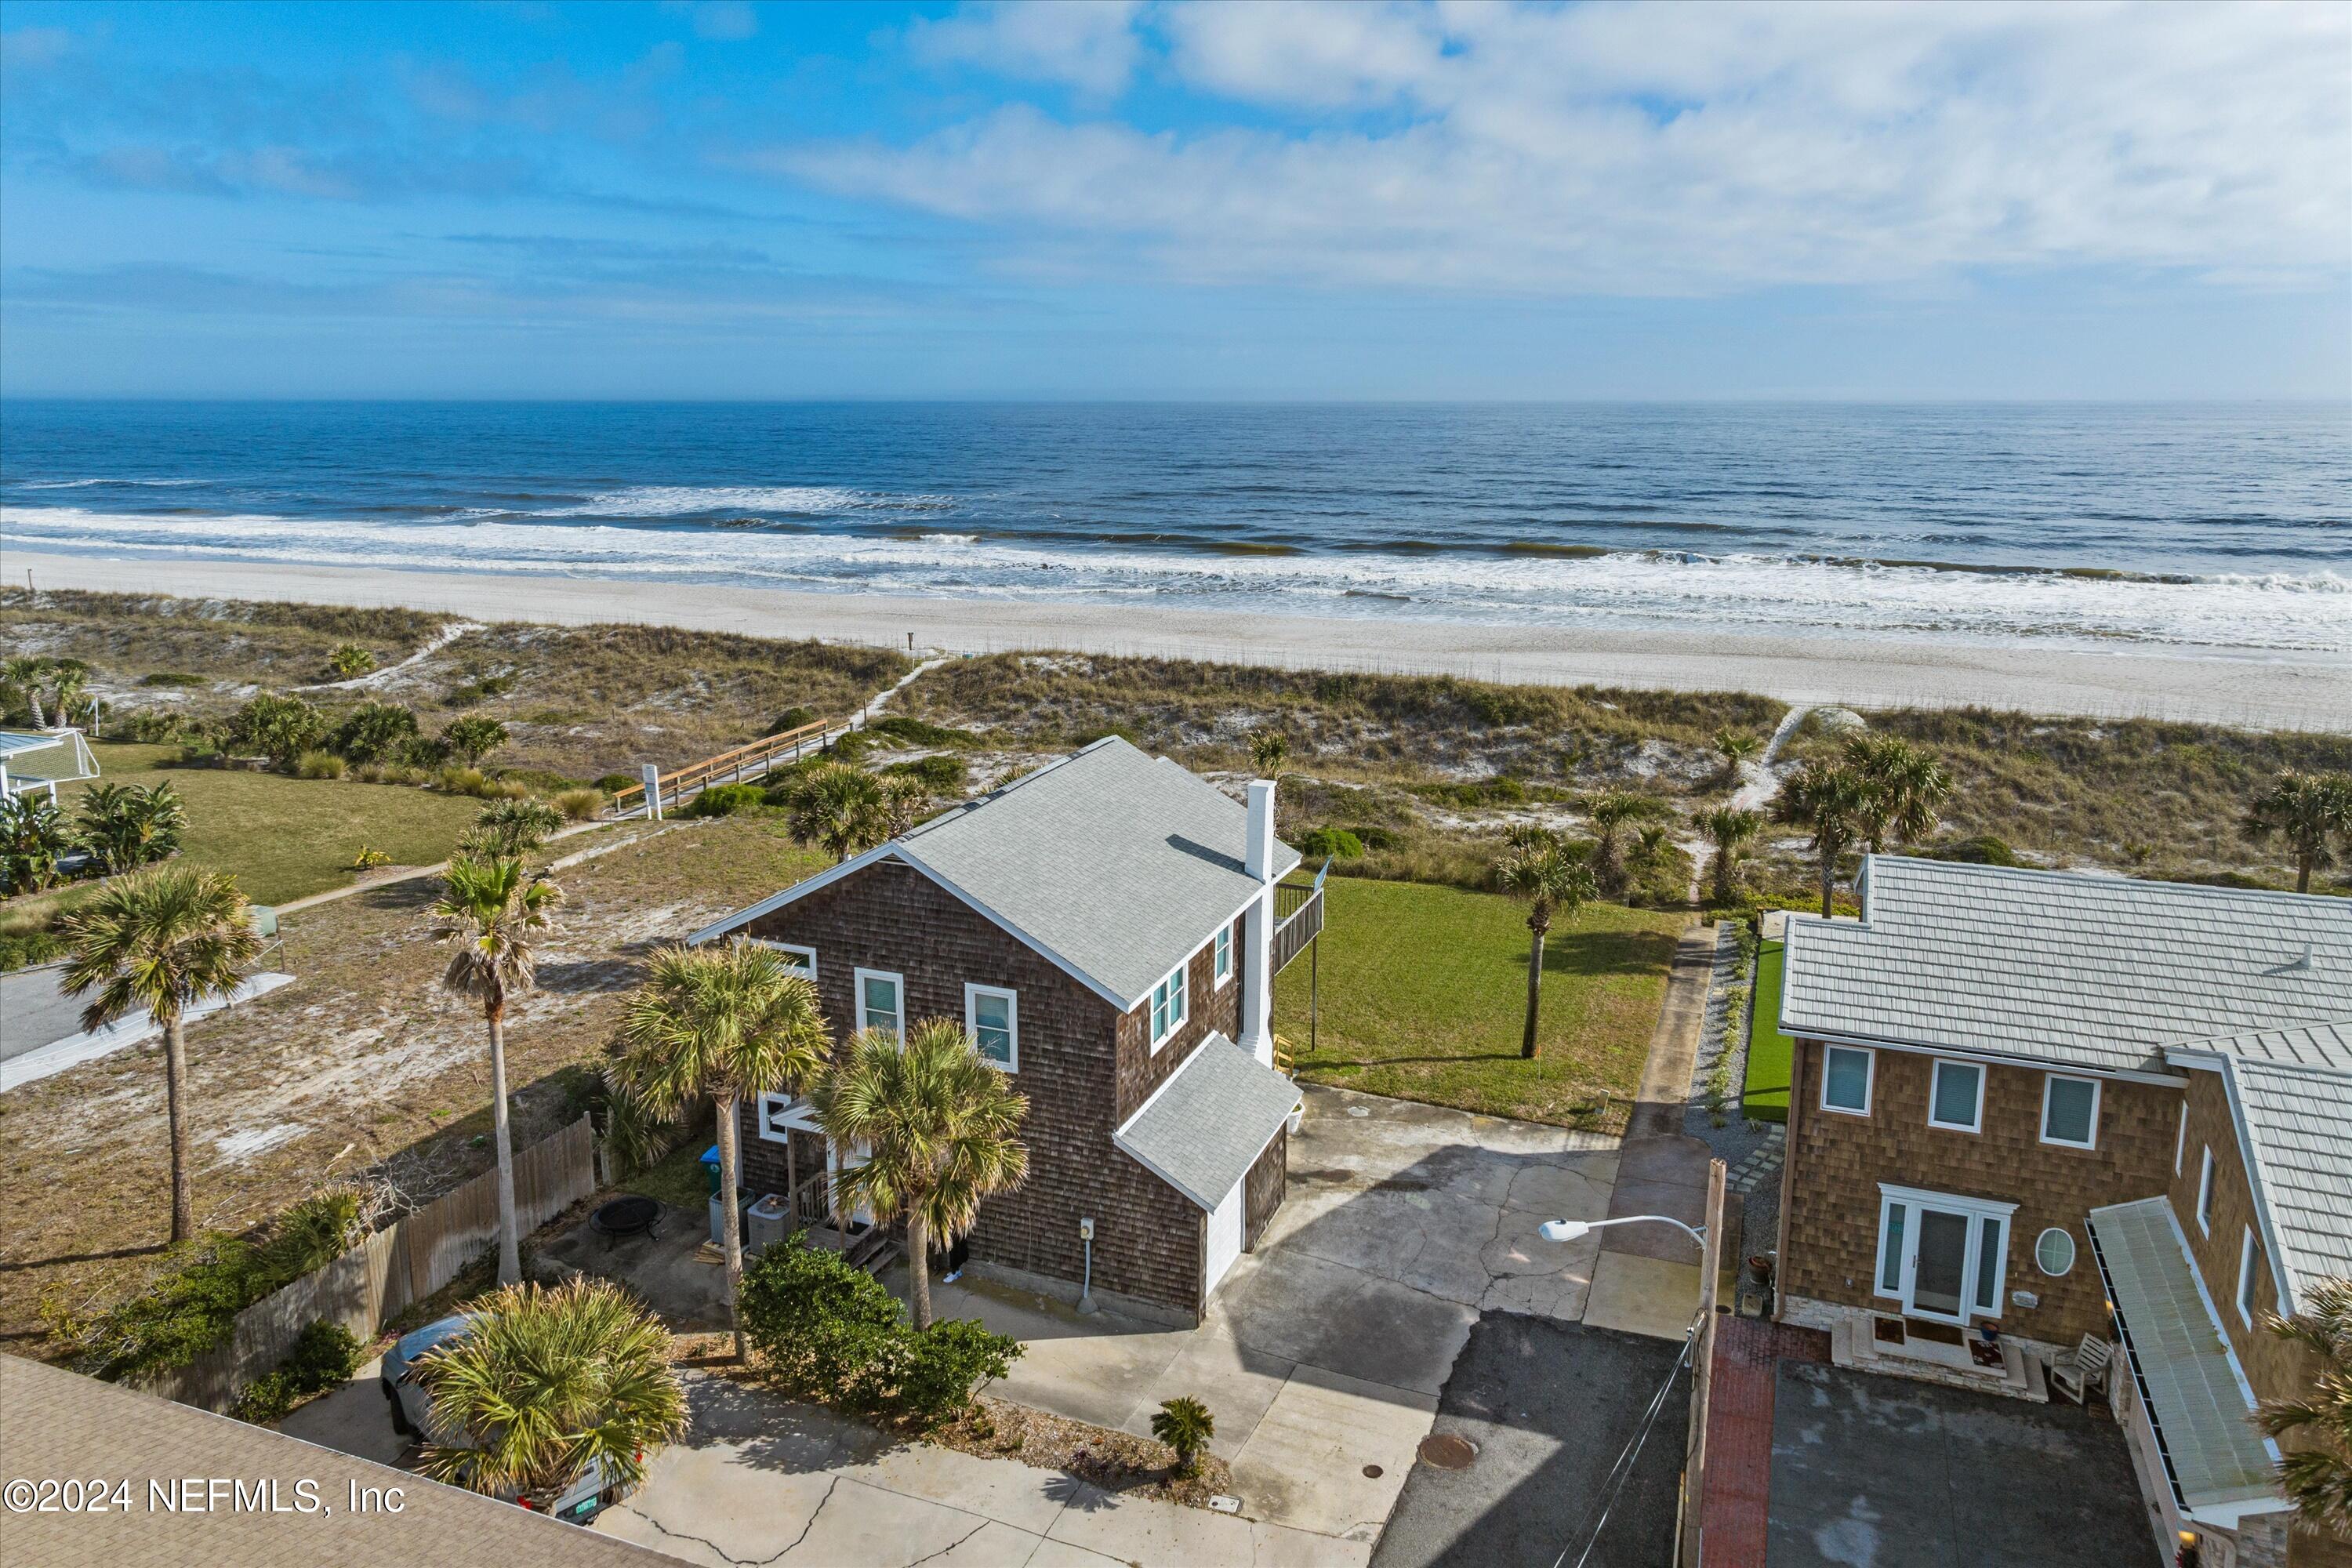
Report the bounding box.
[597,1371,1360,1568]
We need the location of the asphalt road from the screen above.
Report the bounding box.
[1373,1313,1690,1568]
[0,964,85,1063]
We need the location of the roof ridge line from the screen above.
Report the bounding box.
[1868,852,2352,909]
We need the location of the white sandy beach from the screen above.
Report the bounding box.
[9,551,2349,732]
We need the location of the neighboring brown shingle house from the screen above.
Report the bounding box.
[690,738,1319,1326]
[1773,857,2352,1568]
[0,1354,669,1568]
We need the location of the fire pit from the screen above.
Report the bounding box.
[590,1196,662,1250]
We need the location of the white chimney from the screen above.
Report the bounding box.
[1240,779,1277,1063]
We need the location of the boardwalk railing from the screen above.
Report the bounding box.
[1271,857,1330,976]
[609,717,837,818]
[139,1117,599,1414]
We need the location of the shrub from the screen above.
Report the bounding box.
[0,927,68,972]
[772,705,818,731]
[326,644,376,679]
[439,715,510,767]
[296,750,347,780]
[594,772,641,796]
[554,787,606,822]
[895,1319,1022,1429]
[866,715,978,749]
[684,782,766,818]
[461,797,565,857]
[226,692,326,768]
[884,754,968,792]
[329,701,419,764]
[74,782,187,874]
[0,793,73,895]
[350,845,390,870]
[122,710,203,744]
[1152,1396,1215,1477]
[1927,833,2021,867]
[1298,826,1364,861]
[139,671,206,688]
[444,673,515,708]
[739,1236,904,1410]
[435,767,521,800]
[233,1319,362,1425]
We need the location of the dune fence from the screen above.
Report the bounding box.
[140,1116,598,1413]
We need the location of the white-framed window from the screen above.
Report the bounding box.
[2197,1146,2216,1235]
[2034,1226,2076,1277]
[1820,1045,1874,1116]
[1927,1059,1985,1133]
[2039,1074,2100,1150]
[1873,1184,2015,1324]
[2175,1101,2187,1175]
[855,967,905,1038]
[2237,1228,2259,1327]
[757,1091,818,1144]
[744,938,817,979]
[965,983,1018,1073]
[1149,959,1189,1051]
[1213,925,1233,989]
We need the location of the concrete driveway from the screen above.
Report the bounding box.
[913,1086,1621,1550]
[1766,1363,2155,1568]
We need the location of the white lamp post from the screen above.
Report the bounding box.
[1537,1214,1708,1249]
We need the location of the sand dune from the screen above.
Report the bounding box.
[10,551,2348,732]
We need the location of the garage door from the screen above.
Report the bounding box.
[1203,1178,1246,1298]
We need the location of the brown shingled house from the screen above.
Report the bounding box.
[690,738,1324,1327]
[1772,857,2352,1568]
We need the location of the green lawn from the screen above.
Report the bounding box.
[53,742,484,907]
[1742,939,1793,1123]
[1272,876,1688,1131]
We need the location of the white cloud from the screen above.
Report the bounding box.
[662,2,759,43]
[786,0,2350,295]
[1,25,72,68]
[906,0,1145,100]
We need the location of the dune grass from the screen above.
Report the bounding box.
[1273,875,1688,1131]
[1742,939,1794,1123]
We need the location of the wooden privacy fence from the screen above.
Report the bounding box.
[140,1116,598,1414]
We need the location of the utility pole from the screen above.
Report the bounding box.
[1679,1157,1728,1568]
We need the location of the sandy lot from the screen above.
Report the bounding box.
[17,552,2348,732]
[0,815,827,1345]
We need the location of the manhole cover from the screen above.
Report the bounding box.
[1418,1434,1477,1470]
[1362,1465,1383,1479]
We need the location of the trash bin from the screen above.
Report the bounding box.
[702,1145,751,1247]
[746,1193,790,1257]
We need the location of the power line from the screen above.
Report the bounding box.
[1550,1311,1702,1568]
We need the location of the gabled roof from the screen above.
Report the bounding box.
[1112,1031,1298,1210]
[693,738,1298,1009]
[1780,857,2351,1076]
[2085,1198,2282,1524]
[2174,1051,2352,1312]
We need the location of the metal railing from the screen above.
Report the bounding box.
[1271,856,1330,975]
[608,717,836,818]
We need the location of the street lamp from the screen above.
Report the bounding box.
[1538,1214,1708,1249]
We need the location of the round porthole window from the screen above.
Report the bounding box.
[2035,1226,2077,1277]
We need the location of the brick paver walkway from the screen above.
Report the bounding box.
[1697,1317,1831,1568]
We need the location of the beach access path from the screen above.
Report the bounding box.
[16,553,2349,733]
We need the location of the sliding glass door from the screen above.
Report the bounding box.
[1875,1185,2013,1324]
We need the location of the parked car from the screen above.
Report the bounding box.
[379,1314,634,1526]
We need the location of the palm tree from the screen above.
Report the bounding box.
[2253,1276,2352,1541]
[2,654,52,727]
[60,866,262,1242]
[1777,760,1875,916]
[75,782,187,874]
[612,942,832,1360]
[49,659,92,727]
[1842,733,1951,853]
[1585,790,1666,894]
[1152,1396,1215,1479]
[1713,728,1762,787]
[1704,808,1762,905]
[2243,771,2352,895]
[1494,828,1599,1059]
[461,797,564,859]
[430,855,563,1286]
[786,762,929,863]
[412,1276,688,1505]
[813,1019,1029,1330]
[1248,728,1290,779]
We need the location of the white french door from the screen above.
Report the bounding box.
[1875,1185,2014,1324]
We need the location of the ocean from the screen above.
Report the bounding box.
[2,401,2345,654]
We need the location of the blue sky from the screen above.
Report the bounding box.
[2,1,2347,400]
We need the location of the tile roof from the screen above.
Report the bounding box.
[2085,1199,2280,1519]
[0,1354,669,1567]
[698,738,1298,1007]
[1780,857,2351,1075]
[1113,1031,1298,1210]
[2215,1054,2352,1308]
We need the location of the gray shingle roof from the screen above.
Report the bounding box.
[896,738,1298,1006]
[2221,1054,2352,1308]
[1780,857,2351,1074]
[2085,1198,2279,1517]
[1113,1031,1298,1210]
[692,738,1297,1007]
